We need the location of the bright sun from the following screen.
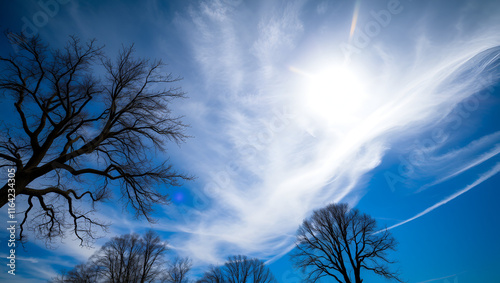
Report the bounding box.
[300,65,367,125]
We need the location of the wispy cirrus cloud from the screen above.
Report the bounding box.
[416,131,500,192]
[167,0,500,266]
[1,1,500,281]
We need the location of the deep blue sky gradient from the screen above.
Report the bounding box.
[1,1,500,282]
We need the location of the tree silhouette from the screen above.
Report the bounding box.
[95,230,169,283]
[52,230,172,283]
[162,256,193,283]
[0,33,191,245]
[291,203,403,283]
[197,255,277,283]
[198,265,225,283]
[51,263,101,283]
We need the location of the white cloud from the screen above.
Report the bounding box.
[170,0,500,266]
[2,0,500,279]
[417,131,500,191]
[251,0,305,65]
[316,1,328,15]
[183,0,246,96]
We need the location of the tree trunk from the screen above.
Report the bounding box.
[354,266,362,283]
[0,181,26,208]
[0,183,10,207]
[341,271,352,283]
[0,171,29,207]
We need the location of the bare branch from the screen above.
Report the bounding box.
[0,32,191,246]
[291,203,404,283]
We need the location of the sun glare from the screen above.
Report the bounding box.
[301,66,367,125]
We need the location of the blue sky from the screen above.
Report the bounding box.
[1,0,500,282]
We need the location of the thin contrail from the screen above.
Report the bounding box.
[383,162,500,232]
[416,273,459,283]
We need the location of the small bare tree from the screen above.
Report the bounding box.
[52,230,194,283]
[197,255,277,283]
[291,203,403,283]
[51,263,101,283]
[0,33,191,245]
[93,230,168,283]
[198,265,225,283]
[163,257,193,283]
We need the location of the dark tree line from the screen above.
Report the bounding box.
[0,33,191,245]
[52,230,192,283]
[52,232,279,283]
[50,204,401,283]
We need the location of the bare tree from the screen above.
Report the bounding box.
[197,255,277,283]
[249,257,276,283]
[291,203,403,283]
[0,33,191,245]
[163,257,193,283]
[94,233,143,282]
[224,255,253,283]
[141,230,170,282]
[90,230,168,283]
[52,230,193,283]
[51,263,101,283]
[198,265,225,283]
